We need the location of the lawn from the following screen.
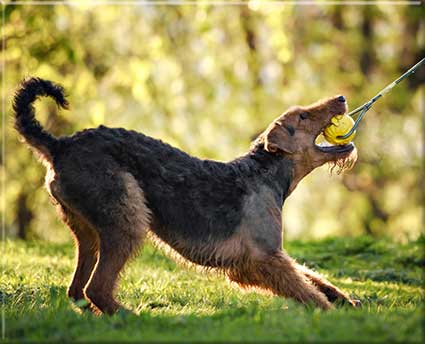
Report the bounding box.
[1,236,423,342]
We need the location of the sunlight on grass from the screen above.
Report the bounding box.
[2,237,423,342]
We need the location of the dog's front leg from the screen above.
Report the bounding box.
[227,251,333,310]
[296,263,359,307]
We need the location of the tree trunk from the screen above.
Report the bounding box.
[16,192,33,240]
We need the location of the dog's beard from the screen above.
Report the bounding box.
[328,148,358,175]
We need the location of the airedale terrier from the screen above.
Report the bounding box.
[14,77,359,315]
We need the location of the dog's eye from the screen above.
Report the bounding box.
[300,112,309,120]
[284,125,295,136]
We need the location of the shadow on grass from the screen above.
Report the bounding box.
[4,286,422,342]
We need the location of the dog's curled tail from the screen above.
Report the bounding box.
[13,77,68,162]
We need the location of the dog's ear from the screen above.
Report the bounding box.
[264,122,296,154]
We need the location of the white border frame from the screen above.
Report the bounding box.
[1,0,423,340]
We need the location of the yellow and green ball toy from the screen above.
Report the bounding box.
[323,115,356,145]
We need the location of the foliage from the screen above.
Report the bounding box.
[2,236,423,342]
[1,3,424,241]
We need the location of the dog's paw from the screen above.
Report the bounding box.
[349,299,362,308]
[337,297,361,308]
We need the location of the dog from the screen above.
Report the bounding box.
[13,77,359,315]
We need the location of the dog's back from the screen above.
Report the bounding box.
[14,78,250,264]
[54,125,249,244]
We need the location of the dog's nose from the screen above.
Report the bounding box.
[337,95,346,102]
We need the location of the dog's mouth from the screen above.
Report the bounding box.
[312,101,358,173]
[314,107,355,156]
[315,140,355,154]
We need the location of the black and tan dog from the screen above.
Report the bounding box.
[14,77,358,315]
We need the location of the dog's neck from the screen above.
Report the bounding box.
[231,144,295,205]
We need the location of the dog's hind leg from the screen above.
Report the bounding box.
[227,251,332,310]
[83,172,151,315]
[84,231,139,315]
[62,208,100,305]
[51,167,150,315]
[48,177,100,309]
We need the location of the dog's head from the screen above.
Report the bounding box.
[255,95,357,192]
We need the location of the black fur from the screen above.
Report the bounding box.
[13,78,293,249]
[13,77,68,161]
[53,126,293,246]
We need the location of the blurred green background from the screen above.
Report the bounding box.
[1,1,424,243]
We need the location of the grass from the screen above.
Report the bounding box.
[1,236,424,342]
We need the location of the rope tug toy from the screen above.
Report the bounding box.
[323,57,425,145]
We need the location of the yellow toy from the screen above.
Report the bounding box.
[323,115,356,145]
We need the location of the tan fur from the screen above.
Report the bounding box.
[254,98,356,196]
[296,263,357,306]
[147,229,249,272]
[226,251,332,309]
[62,208,100,306]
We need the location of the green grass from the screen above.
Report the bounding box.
[2,236,424,342]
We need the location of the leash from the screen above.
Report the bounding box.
[338,57,425,140]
